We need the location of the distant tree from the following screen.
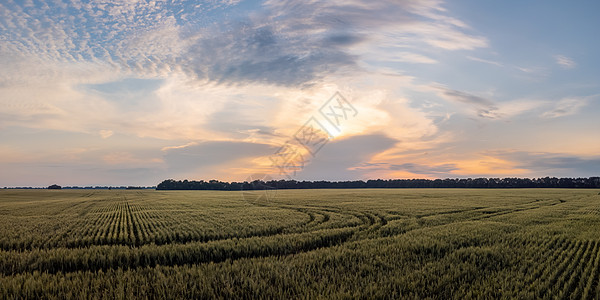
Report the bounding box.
[156,177,600,191]
[48,184,62,190]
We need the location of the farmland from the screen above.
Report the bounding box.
[1,189,600,298]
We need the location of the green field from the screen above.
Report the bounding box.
[1,189,600,299]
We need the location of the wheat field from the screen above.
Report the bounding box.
[1,188,600,299]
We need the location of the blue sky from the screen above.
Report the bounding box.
[0,0,599,186]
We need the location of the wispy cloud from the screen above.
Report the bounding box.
[541,97,587,118]
[99,130,113,139]
[466,56,503,67]
[433,86,549,120]
[488,150,600,177]
[436,86,495,107]
[162,140,277,179]
[390,162,458,175]
[388,52,438,64]
[103,152,162,165]
[349,161,460,178]
[296,134,398,180]
[554,55,576,69]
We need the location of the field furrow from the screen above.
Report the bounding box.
[1,189,599,298]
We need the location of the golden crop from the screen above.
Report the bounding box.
[0,188,599,298]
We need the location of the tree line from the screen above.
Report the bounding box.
[156,177,600,190]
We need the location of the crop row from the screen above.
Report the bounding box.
[0,227,356,275]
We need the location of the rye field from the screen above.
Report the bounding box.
[1,188,600,299]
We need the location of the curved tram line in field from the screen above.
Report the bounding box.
[3,189,600,298]
[0,192,393,275]
[6,192,570,253]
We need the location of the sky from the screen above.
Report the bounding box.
[0,0,599,187]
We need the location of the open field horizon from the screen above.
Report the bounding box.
[2,189,600,298]
[2,0,599,298]
[1,1,600,187]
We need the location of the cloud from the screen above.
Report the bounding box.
[489,150,600,177]
[388,52,438,64]
[161,142,199,152]
[82,78,164,97]
[434,86,546,120]
[353,162,458,177]
[541,97,587,118]
[436,87,594,122]
[2,0,488,87]
[163,140,276,174]
[390,163,459,174]
[466,56,503,67]
[205,98,281,139]
[323,34,367,47]
[186,23,359,86]
[490,99,547,120]
[554,55,576,69]
[99,130,113,139]
[436,86,495,107]
[103,151,162,165]
[0,0,489,142]
[295,134,398,180]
